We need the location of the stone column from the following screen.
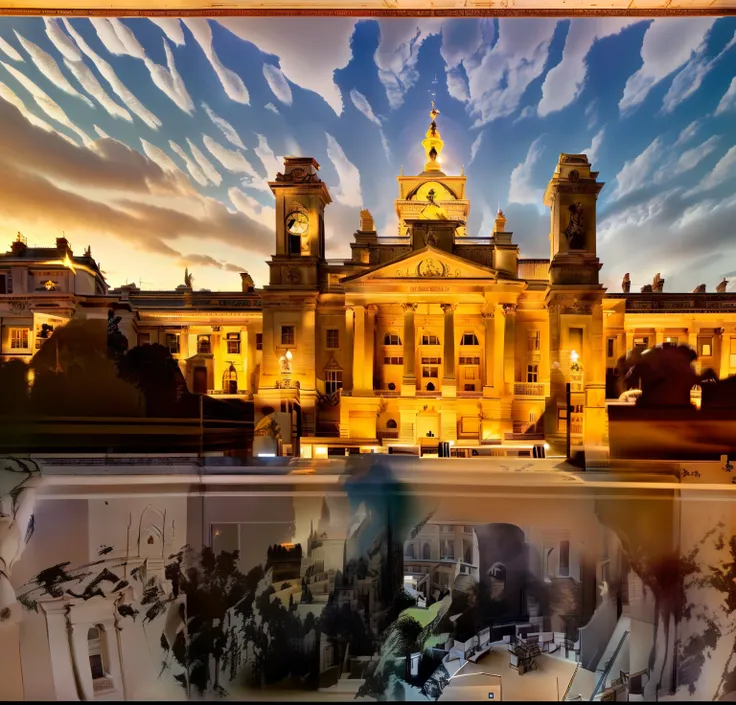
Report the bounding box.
[718,327,730,379]
[625,330,634,356]
[502,304,517,395]
[494,305,505,396]
[366,305,378,392]
[241,325,249,393]
[441,303,457,397]
[482,310,495,395]
[353,305,366,392]
[401,303,417,396]
[654,328,664,347]
[344,306,354,391]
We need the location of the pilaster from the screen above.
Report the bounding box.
[344,306,354,392]
[482,310,495,396]
[502,304,517,396]
[441,303,456,398]
[353,305,367,393]
[366,305,377,393]
[718,327,730,379]
[401,303,417,396]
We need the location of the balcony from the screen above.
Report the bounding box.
[514,382,548,397]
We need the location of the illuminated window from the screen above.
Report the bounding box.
[255,333,263,350]
[459,356,480,365]
[165,333,180,355]
[10,328,29,350]
[197,335,211,354]
[730,338,736,368]
[422,366,439,378]
[606,338,615,358]
[527,364,539,383]
[137,332,151,346]
[528,330,541,352]
[698,336,713,357]
[326,329,339,349]
[281,325,295,346]
[633,337,649,351]
[384,333,402,345]
[460,332,479,346]
[665,336,679,345]
[325,369,343,395]
[421,334,440,345]
[421,357,441,365]
[222,364,238,394]
[226,332,241,354]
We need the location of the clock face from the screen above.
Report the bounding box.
[286,211,309,235]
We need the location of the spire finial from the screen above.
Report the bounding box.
[421,78,444,175]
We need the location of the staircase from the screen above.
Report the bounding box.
[591,622,630,700]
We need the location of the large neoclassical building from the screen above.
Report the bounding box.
[2,104,736,457]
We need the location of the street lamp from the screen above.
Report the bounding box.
[26,367,35,388]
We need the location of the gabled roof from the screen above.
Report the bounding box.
[341,245,498,285]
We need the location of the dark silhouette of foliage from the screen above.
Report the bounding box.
[0,358,31,416]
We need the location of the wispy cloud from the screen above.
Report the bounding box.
[169,139,208,187]
[508,137,545,206]
[263,63,292,105]
[715,76,736,115]
[149,18,186,46]
[186,138,222,186]
[580,128,604,165]
[469,132,483,165]
[684,145,736,196]
[0,36,23,62]
[609,137,663,201]
[325,133,362,208]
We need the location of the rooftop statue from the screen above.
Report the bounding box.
[184,268,193,289]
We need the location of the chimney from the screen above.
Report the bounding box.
[11,231,27,256]
[693,284,706,293]
[640,284,653,293]
[716,278,729,293]
[652,273,665,293]
[493,209,507,235]
[622,273,631,294]
[240,272,255,293]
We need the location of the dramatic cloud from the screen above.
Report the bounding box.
[0,80,70,141]
[177,253,246,273]
[43,18,82,62]
[149,18,186,46]
[62,18,161,130]
[13,32,94,108]
[469,131,483,165]
[169,140,208,187]
[201,102,245,150]
[0,61,92,145]
[0,35,23,62]
[609,137,663,201]
[667,135,721,178]
[538,19,639,117]
[350,89,382,126]
[374,19,443,108]
[580,128,604,165]
[182,19,249,104]
[619,18,715,114]
[253,133,283,185]
[229,186,275,229]
[203,134,261,184]
[325,133,362,208]
[63,57,132,122]
[508,137,546,206]
[685,145,736,196]
[263,63,292,105]
[674,119,703,148]
[218,17,356,114]
[186,138,222,186]
[715,77,736,115]
[140,138,181,175]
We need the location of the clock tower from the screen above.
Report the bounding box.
[267,157,332,289]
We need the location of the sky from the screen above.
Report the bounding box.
[0,16,734,293]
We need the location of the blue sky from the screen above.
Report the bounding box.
[0,16,734,292]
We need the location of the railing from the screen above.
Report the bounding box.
[514,382,548,396]
[563,662,582,701]
[591,630,630,701]
[377,430,399,440]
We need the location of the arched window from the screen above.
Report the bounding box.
[386,419,398,429]
[426,382,435,392]
[87,625,108,683]
[422,543,431,560]
[690,385,702,410]
[223,363,238,394]
[405,543,415,559]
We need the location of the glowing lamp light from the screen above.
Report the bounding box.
[285,349,293,361]
[570,350,580,363]
[26,368,35,387]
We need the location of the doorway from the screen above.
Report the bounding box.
[193,367,208,394]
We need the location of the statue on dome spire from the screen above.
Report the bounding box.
[421,98,445,175]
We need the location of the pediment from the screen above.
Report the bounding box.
[343,246,497,285]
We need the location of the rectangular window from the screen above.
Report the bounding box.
[606,338,616,359]
[569,327,583,353]
[464,383,475,392]
[422,366,439,378]
[421,357,442,365]
[138,332,151,346]
[10,328,29,350]
[325,369,343,395]
[197,335,211,354]
[384,356,404,365]
[527,364,539,383]
[255,333,263,351]
[458,356,480,365]
[528,330,541,352]
[226,332,241,355]
[633,336,649,350]
[0,274,6,295]
[559,540,570,577]
[698,336,713,357]
[461,332,479,346]
[281,325,295,346]
[384,333,402,346]
[421,334,440,345]
[166,333,180,355]
[326,329,339,349]
[665,336,679,345]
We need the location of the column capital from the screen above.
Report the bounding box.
[211,325,221,332]
[502,303,517,317]
[440,303,457,313]
[344,305,354,313]
[401,303,418,312]
[366,304,379,314]
[481,310,495,320]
